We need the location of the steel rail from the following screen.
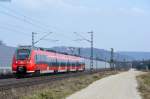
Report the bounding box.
[0,69,111,91]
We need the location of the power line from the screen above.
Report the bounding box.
[0,4,53,31]
[0,25,30,37]
[0,5,76,43]
[0,9,49,32]
[0,5,85,47]
[0,22,32,35]
[0,5,69,35]
[32,32,54,47]
[34,32,53,45]
[74,32,91,42]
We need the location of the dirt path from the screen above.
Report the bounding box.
[67,70,143,99]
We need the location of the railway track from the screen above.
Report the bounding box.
[0,69,110,91]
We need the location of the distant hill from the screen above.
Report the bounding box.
[118,52,150,61]
[49,46,134,61]
[0,42,15,66]
[50,47,150,61]
[1,41,150,67]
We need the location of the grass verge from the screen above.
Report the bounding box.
[137,72,150,99]
[22,71,117,99]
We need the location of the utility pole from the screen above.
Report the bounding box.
[73,31,94,71]
[32,32,37,48]
[88,31,94,71]
[105,57,107,70]
[78,48,81,56]
[123,58,126,70]
[96,55,98,71]
[110,48,114,70]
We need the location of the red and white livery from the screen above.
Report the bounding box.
[12,46,85,76]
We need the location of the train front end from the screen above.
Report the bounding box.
[12,46,34,76]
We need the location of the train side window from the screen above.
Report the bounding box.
[55,61,58,66]
[38,55,41,63]
[40,55,42,62]
[61,59,63,65]
[54,59,58,66]
[40,55,42,63]
[57,61,60,66]
[67,61,69,66]
[45,56,48,63]
[42,55,45,62]
[77,62,79,66]
[39,55,41,62]
[36,55,40,64]
[42,55,44,62]
[43,55,46,63]
[51,59,54,66]
[34,55,37,63]
[35,55,37,61]
[79,62,81,66]
[61,60,63,66]
[71,62,73,66]
[73,62,76,67]
[45,55,48,63]
[48,57,51,66]
[61,62,63,66]
[70,62,73,66]
[69,62,71,66]
[65,61,67,66]
[62,62,66,66]
[51,58,54,66]
[61,60,66,66]
[54,59,57,66]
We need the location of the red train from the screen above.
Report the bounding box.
[12,46,85,77]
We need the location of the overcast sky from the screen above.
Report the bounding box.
[0,0,150,51]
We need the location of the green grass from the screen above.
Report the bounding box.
[137,72,150,99]
[22,72,116,99]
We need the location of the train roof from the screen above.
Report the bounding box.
[17,45,106,62]
[17,45,82,59]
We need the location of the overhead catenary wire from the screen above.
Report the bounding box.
[0,10,49,32]
[0,25,30,37]
[0,4,72,39]
[0,5,68,36]
[0,4,52,31]
[74,32,91,42]
[0,22,33,36]
[33,32,53,45]
[0,4,85,46]
[1,23,27,31]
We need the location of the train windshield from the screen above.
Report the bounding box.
[16,49,31,60]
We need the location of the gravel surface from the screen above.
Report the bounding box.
[67,70,143,99]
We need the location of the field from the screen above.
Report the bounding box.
[137,72,150,99]
[20,71,117,99]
